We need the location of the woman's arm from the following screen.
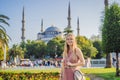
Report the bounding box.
[67,48,85,67]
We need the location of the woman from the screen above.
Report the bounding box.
[60,33,85,80]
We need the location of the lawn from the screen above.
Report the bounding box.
[81,68,120,80]
[0,67,120,80]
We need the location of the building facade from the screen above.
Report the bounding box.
[37,25,62,43]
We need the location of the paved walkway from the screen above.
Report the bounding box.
[87,74,104,80]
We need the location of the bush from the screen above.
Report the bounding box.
[0,72,59,80]
[0,77,3,80]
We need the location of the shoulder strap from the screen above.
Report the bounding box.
[74,48,79,59]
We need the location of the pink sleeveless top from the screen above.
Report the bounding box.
[62,51,79,80]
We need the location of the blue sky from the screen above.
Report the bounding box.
[0,0,120,47]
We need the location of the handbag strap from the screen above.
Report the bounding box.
[74,48,79,60]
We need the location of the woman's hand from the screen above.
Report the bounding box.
[67,62,73,67]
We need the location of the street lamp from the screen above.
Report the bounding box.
[55,45,58,58]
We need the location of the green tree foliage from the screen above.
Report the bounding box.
[102,3,120,53]
[76,36,98,58]
[0,14,10,48]
[24,40,35,58]
[92,40,103,59]
[63,27,73,36]
[8,44,24,62]
[25,40,47,59]
[90,35,104,59]
[101,0,112,68]
[0,14,10,60]
[102,3,120,75]
[47,36,64,58]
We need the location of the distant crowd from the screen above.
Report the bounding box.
[5,59,62,68]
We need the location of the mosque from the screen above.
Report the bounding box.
[37,24,62,43]
[21,2,80,43]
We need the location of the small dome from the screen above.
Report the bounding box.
[45,26,61,32]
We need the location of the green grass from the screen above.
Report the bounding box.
[81,68,120,80]
[0,68,60,73]
[0,67,120,80]
[81,68,116,74]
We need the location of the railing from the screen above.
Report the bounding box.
[90,59,106,67]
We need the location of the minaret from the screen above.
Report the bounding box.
[77,17,80,36]
[104,0,108,7]
[41,19,43,32]
[21,7,25,42]
[67,2,71,29]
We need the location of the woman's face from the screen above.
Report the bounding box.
[66,35,74,46]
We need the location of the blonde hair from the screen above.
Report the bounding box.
[63,33,77,60]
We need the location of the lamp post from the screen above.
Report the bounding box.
[55,45,58,59]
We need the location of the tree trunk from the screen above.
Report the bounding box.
[116,52,120,76]
[105,53,112,68]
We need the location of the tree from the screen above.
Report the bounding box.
[92,40,103,59]
[0,14,10,48]
[25,40,47,59]
[34,40,47,59]
[101,0,113,68]
[0,14,10,61]
[63,27,73,36]
[24,40,35,58]
[102,3,120,76]
[90,35,103,59]
[47,36,64,58]
[8,44,24,64]
[76,36,98,58]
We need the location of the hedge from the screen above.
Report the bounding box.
[0,72,59,80]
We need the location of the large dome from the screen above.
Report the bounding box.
[45,26,61,32]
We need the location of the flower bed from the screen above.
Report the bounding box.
[0,72,59,80]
